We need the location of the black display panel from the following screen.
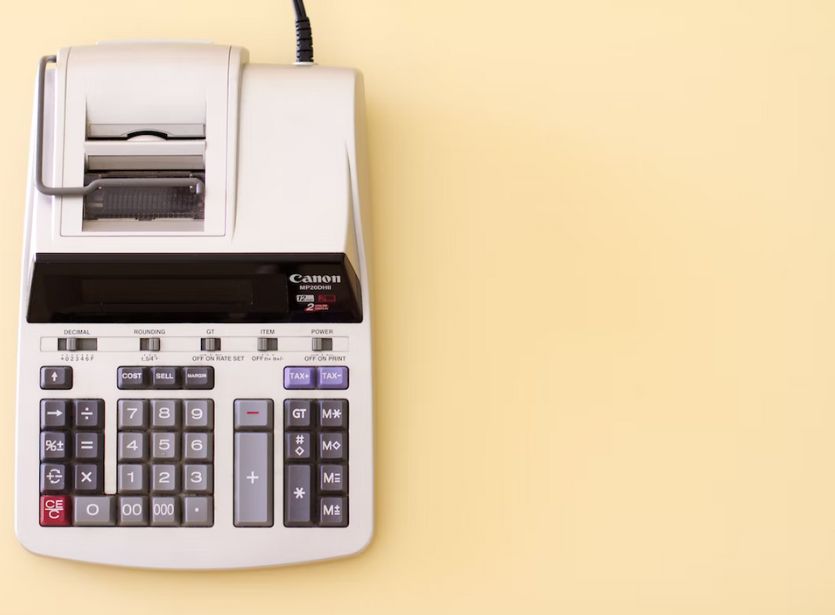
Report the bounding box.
[27,253,362,323]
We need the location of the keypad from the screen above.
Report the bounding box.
[37,363,352,533]
[283,398,349,527]
[118,398,214,526]
[39,397,105,525]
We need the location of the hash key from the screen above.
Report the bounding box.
[285,433,311,461]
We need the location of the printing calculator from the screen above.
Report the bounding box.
[14,38,373,568]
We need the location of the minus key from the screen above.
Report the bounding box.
[233,400,274,431]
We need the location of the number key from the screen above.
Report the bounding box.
[118,496,149,526]
[118,463,147,494]
[150,399,181,429]
[183,399,213,430]
[151,464,180,494]
[118,399,149,430]
[183,433,212,462]
[183,464,213,494]
[150,496,179,526]
[118,432,147,462]
[152,432,180,461]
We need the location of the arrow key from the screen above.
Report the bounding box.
[40,366,72,390]
[40,399,70,430]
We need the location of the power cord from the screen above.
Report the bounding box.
[292,0,314,63]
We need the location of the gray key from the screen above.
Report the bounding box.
[233,399,274,430]
[74,432,102,460]
[150,496,180,526]
[150,399,181,429]
[151,464,180,493]
[284,399,312,429]
[319,432,346,460]
[319,464,347,493]
[285,432,311,461]
[183,399,213,430]
[74,495,116,526]
[183,464,213,493]
[319,497,348,527]
[73,399,104,429]
[117,366,147,389]
[182,496,213,527]
[40,463,68,493]
[318,399,348,429]
[151,432,180,461]
[40,366,72,390]
[150,366,181,389]
[74,463,102,493]
[118,432,147,462]
[284,465,312,526]
[234,432,273,527]
[40,431,68,461]
[40,400,70,430]
[118,399,148,430]
[118,463,147,494]
[183,367,214,390]
[183,432,212,462]
[118,496,149,526]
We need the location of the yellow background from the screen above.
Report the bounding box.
[0,0,834,612]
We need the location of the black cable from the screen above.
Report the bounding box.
[292,0,314,63]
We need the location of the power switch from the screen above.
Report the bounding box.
[312,337,333,352]
[201,338,221,352]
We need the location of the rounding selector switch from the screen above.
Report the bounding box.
[201,337,222,352]
[139,337,161,352]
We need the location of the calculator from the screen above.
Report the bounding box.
[14,42,374,568]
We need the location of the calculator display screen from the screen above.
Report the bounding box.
[27,253,362,323]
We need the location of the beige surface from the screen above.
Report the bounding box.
[1,0,835,612]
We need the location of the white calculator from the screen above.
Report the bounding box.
[14,30,374,569]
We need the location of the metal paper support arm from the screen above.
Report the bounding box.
[34,55,205,198]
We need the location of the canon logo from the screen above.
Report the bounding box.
[289,274,341,284]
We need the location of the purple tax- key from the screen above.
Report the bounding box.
[317,366,348,390]
[283,366,349,390]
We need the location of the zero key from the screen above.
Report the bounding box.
[40,366,72,390]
